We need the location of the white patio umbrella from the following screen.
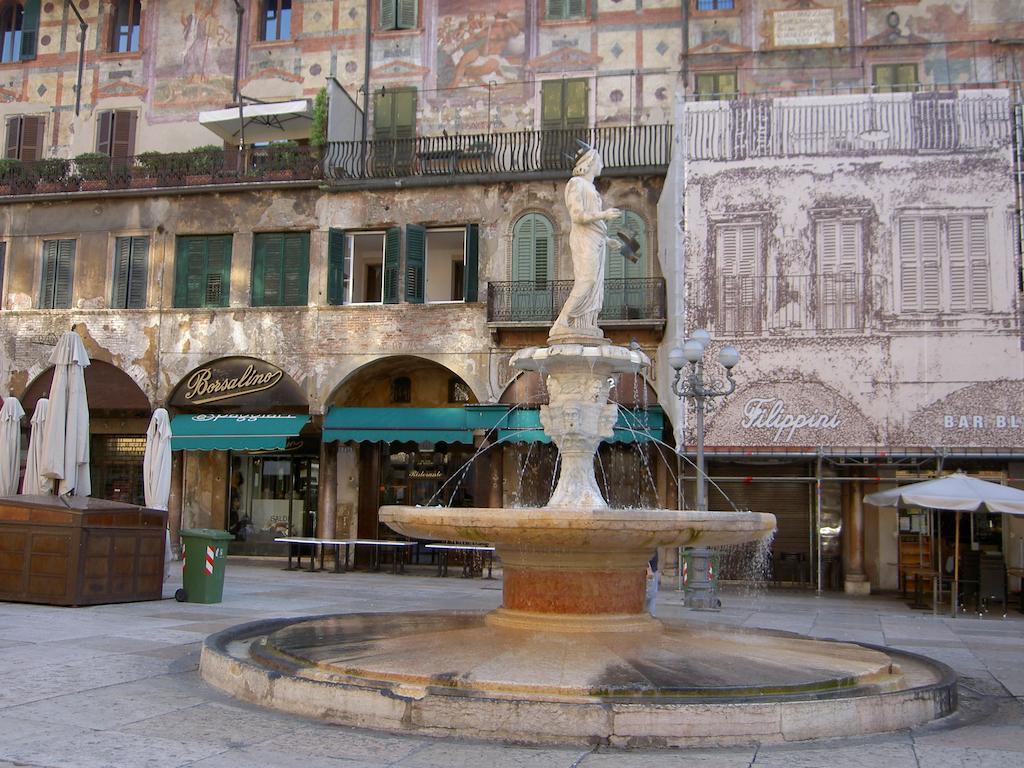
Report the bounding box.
[144,408,173,578]
[40,331,91,497]
[0,395,25,496]
[21,398,52,495]
[864,471,1024,616]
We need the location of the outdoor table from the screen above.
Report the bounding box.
[275,537,346,573]
[423,543,495,579]
[894,564,939,614]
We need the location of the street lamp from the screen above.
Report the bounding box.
[669,330,740,609]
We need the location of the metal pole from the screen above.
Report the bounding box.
[694,371,705,512]
[816,450,823,594]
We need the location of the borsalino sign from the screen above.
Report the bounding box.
[171,358,306,409]
[184,364,283,405]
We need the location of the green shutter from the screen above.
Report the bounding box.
[327,228,348,305]
[404,224,425,303]
[568,0,585,17]
[393,88,416,139]
[397,0,417,29]
[464,224,479,303]
[0,243,5,305]
[383,226,401,304]
[127,236,149,308]
[373,89,392,138]
[20,0,40,61]
[40,240,58,308]
[112,237,131,308]
[546,0,568,20]
[207,236,231,307]
[53,240,75,309]
[606,210,646,279]
[541,81,564,129]
[379,0,396,30]
[282,232,309,306]
[251,233,270,306]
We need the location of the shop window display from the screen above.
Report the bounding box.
[229,454,319,555]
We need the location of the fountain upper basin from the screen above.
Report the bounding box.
[380,505,776,551]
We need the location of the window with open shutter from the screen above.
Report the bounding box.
[383,226,401,304]
[110,0,142,52]
[464,224,479,303]
[252,232,309,307]
[97,111,137,161]
[379,0,417,30]
[2,1,38,62]
[260,0,292,41]
[174,235,232,308]
[327,229,349,305]
[39,239,75,309]
[111,236,149,309]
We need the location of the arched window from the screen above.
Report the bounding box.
[110,0,142,54]
[604,210,648,320]
[510,213,555,321]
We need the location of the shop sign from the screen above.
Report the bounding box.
[903,381,1024,448]
[943,415,1022,430]
[409,469,445,479]
[184,364,283,405]
[741,397,841,443]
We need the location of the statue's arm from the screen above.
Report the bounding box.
[567,179,619,224]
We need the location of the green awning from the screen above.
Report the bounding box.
[498,406,664,444]
[170,414,310,451]
[323,406,508,445]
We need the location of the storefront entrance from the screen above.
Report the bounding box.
[229,454,319,556]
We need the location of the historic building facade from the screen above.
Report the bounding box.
[0,1,1022,592]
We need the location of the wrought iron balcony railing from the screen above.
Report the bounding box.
[0,145,321,196]
[325,125,673,182]
[685,273,882,336]
[487,278,667,324]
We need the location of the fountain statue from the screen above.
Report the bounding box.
[200,146,957,747]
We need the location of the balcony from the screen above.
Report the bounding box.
[685,273,882,336]
[0,145,321,197]
[325,124,673,186]
[685,90,1011,161]
[487,278,666,330]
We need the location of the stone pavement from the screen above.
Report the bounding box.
[0,560,1021,768]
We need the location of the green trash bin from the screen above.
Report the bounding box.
[175,528,233,604]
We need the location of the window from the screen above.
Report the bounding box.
[252,231,309,306]
[0,0,38,63]
[873,63,918,94]
[4,114,42,160]
[545,0,585,20]
[510,213,555,321]
[448,377,471,403]
[39,239,75,309]
[898,213,990,313]
[695,72,738,101]
[260,0,291,42]
[174,235,232,308]
[373,87,416,175]
[328,224,478,305]
[695,0,734,9]
[603,210,647,320]
[379,0,416,30]
[715,221,761,334]
[391,376,411,403]
[109,0,141,53]
[815,218,863,330]
[111,236,149,309]
[97,110,137,161]
[541,78,588,168]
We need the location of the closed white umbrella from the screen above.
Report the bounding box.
[21,398,52,495]
[40,331,91,497]
[0,395,25,495]
[144,408,173,578]
[864,471,1024,616]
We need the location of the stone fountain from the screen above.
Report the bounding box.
[200,147,956,746]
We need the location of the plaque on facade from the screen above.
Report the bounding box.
[170,357,307,410]
[705,382,877,447]
[902,380,1024,448]
[772,9,837,49]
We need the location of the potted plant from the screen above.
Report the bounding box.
[33,157,71,191]
[135,151,170,187]
[262,140,302,179]
[185,144,224,184]
[74,152,110,190]
[0,157,23,195]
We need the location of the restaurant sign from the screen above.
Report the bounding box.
[706,382,878,447]
[903,380,1024,448]
[171,357,306,410]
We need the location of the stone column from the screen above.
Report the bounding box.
[317,440,338,539]
[844,478,871,595]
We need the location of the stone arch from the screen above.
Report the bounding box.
[20,359,152,416]
[324,354,484,408]
[167,355,308,412]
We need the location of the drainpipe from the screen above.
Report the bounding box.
[232,1,244,102]
[362,0,373,176]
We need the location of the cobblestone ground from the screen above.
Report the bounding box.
[1,561,1021,768]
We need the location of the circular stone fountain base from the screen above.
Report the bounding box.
[201,611,957,747]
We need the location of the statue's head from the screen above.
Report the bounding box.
[572,141,600,177]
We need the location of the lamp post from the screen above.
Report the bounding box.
[669,329,740,609]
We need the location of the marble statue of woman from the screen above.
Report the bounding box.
[549,145,620,343]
